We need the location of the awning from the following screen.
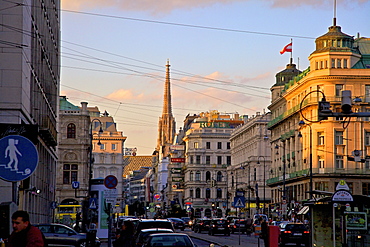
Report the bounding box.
[297,206,310,215]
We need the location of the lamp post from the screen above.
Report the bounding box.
[298,120,313,247]
[257,156,266,214]
[275,142,286,219]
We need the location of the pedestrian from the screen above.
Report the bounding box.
[260,218,268,247]
[113,220,134,247]
[7,210,46,247]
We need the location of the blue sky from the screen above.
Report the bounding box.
[60,0,370,155]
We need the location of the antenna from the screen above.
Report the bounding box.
[333,0,337,26]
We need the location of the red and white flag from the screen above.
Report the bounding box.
[280,42,292,54]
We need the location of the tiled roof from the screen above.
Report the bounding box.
[122,155,153,177]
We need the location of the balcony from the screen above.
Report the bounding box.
[39,115,57,147]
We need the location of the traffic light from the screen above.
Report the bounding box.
[341,90,352,114]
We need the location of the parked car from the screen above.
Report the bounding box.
[229,219,248,234]
[35,223,100,247]
[143,233,196,247]
[180,217,191,227]
[279,223,309,247]
[208,218,230,236]
[134,228,174,247]
[168,218,185,231]
[192,218,212,233]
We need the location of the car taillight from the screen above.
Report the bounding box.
[304,231,309,233]
[212,225,216,227]
[284,231,292,233]
[233,226,236,228]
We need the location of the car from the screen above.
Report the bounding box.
[253,214,268,222]
[229,219,249,234]
[279,223,309,247]
[180,217,191,227]
[134,219,175,239]
[192,218,212,233]
[167,218,185,231]
[208,218,230,236]
[35,223,100,247]
[143,233,196,247]
[134,228,174,246]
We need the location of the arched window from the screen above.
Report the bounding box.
[216,171,222,182]
[216,188,222,198]
[206,171,211,182]
[206,188,211,198]
[195,188,201,198]
[195,171,201,181]
[190,171,194,181]
[67,123,76,138]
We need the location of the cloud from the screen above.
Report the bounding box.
[106,89,144,101]
[61,0,368,14]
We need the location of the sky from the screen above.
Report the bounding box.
[60,0,370,155]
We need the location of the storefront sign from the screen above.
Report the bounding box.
[199,122,230,128]
[332,190,353,202]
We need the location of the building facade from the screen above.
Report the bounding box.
[229,112,271,217]
[0,0,60,225]
[267,21,370,221]
[182,111,243,218]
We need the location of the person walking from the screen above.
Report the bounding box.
[7,210,46,247]
[113,220,134,247]
[260,218,268,247]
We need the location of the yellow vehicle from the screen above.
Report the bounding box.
[55,204,81,225]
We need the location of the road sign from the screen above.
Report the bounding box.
[71,181,80,189]
[0,135,39,182]
[104,175,118,189]
[233,196,245,208]
[172,177,184,182]
[171,168,182,174]
[89,198,98,209]
[104,188,118,198]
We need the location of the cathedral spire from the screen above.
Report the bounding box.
[157,60,176,156]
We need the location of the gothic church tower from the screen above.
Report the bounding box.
[157,60,176,157]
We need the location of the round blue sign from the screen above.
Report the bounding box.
[0,135,39,182]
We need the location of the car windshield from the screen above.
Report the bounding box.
[149,235,192,247]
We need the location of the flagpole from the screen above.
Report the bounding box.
[290,38,293,64]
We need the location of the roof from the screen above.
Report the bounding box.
[59,96,80,111]
[123,155,153,177]
[353,37,370,69]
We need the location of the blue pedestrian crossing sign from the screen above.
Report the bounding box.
[89,198,98,209]
[234,196,246,208]
[0,135,38,182]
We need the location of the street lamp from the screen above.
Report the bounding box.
[298,119,313,247]
[257,156,266,214]
[275,142,286,219]
[298,120,313,199]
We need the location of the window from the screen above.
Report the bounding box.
[366,160,370,170]
[216,188,222,198]
[365,85,370,102]
[190,156,194,164]
[194,142,199,149]
[196,156,201,164]
[195,171,201,181]
[227,142,230,149]
[206,188,211,198]
[226,156,231,165]
[343,59,348,68]
[337,59,342,68]
[195,188,201,198]
[217,156,222,165]
[365,131,370,146]
[112,144,117,150]
[363,183,370,196]
[331,58,335,68]
[190,189,193,198]
[335,84,343,97]
[318,156,325,168]
[67,123,76,138]
[206,142,211,149]
[206,156,211,164]
[189,171,194,181]
[63,164,78,184]
[217,142,222,149]
[100,143,105,150]
[216,171,222,182]
[206,171,211,181]
[318,132,324,145]
[335,155,344,169]
[335,131,343,145]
